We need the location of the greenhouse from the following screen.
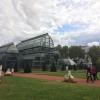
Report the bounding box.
[17,33,56,70]
[0,43,18,71]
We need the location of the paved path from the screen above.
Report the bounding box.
[14,73,100,87]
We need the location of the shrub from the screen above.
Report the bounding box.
[50,62,57,72]
[24,66,32,73]
[95,57,100,72]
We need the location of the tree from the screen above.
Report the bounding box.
[55,45,69,58]
[50,58,57,72]
[53,51,60,66]
[62,46,69,58]
[24,60,32,73]
[69,46,85,59]
[55,45,62,57]
[95,57,100,72]
[42,55,48,71]
[42,61,46,71]
[88,46,100,65]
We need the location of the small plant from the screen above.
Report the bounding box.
[50,62,57,72]
[24,66,32,73]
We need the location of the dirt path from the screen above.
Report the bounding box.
[14,73,100,87]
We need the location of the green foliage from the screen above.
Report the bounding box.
[55,45,68,58]
[55,45,62,57]
[42,61,47,71]
[88,46,100,65]
[69,46,85,58]
[96,57,100,65]
[53,51,60,64]
[24,66,32,73]
[50,60,57,72]
[42,66,47,71]
[62,46,69,58]
[95,57,100,71]
[56,45,85,59]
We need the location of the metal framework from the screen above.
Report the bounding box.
[17,33,55,68]
[0,43,18,71]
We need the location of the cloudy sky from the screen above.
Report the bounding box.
[0,0,100,46]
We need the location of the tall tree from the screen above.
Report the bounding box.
[69,46,85,58]
[55,45,69,58]
[62,46,69,58]
[55,45,62,58]
[88,46,100,64]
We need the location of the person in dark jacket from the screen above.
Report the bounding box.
[91,66,96,80]
[86,66,93,82]
[91,66,98,81]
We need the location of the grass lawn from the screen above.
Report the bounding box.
[0,76,100,100]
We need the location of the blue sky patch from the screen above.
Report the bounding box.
[56,23,87,33]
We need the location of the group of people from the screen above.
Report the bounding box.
[64,65,98,83]
[0,64,14,81]
[86,65,98,83]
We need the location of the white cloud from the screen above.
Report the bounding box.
[0,0,100,46]
[87,42,100,47]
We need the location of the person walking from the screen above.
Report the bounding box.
[91,66,96,81]
[86,66,93,83]
[0,63,3,82]
[91,66,97,81]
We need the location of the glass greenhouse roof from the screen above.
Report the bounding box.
[17,33,54,50]
[0,43,18,54]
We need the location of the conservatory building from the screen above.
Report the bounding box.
[0,43,18,71]
[17,33,56,69]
